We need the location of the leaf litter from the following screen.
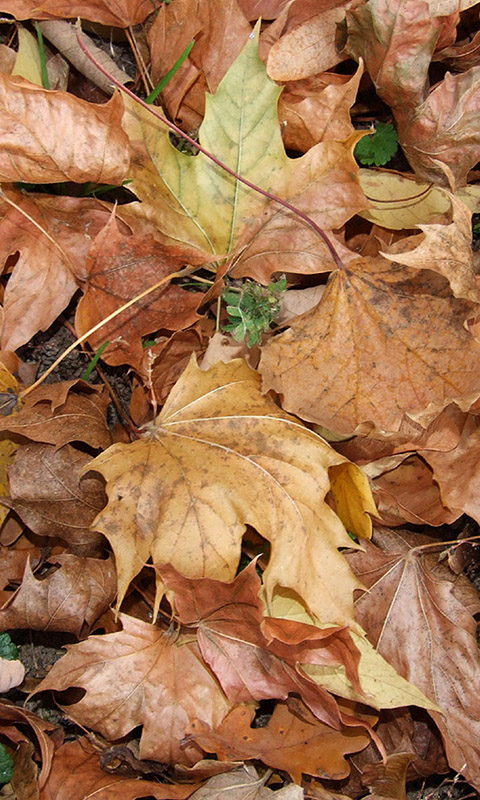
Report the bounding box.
[0,2,479,799]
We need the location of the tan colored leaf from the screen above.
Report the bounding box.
[278,67,362,153]
[0,699,58,789]
[32,613,231,765]
[0,0,154,27]
[75,216,205,369]
[5,443,107,553]
[0,656,25,692]
[0,364,20,526]
[0,382,112,450]
[39,738,196,800]
[86,357,366,628]
[358,170,480,229]
[267,4,350,81]
[0,554,116,636]
[346,529,480,789]
[0,192,115,351]
[189,764,303,800]
[0,75,128,183]
[260,255,480,435]
[188,702,370,783]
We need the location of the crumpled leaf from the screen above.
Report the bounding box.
[39,737,196,800]
[187,701,370,783]
[75,215,205,369]
[0,700,59,789]
[4,442,107,554]
[85,357,367,628]
[260,255,480,435]
[346,529,480,789]
[0,75,128,183]
[188,764,303,800]
[32,612,232,765]
[0,554,116,637]
[122,26,366,276]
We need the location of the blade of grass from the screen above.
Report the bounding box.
[34,21,50,89]
[145,39,194,104]
[81,341,110,380]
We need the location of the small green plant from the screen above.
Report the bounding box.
[0,744,13,785]
[354,122,398,167]
[0,632,18,661]
[222,276,287,347]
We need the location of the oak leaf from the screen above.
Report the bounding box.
[0,76,128,184]
[0,553,116,636]
[187,701,370,783]
[32,612,232,765]
[122,26,366,277]
[260,255,480,435]
[85,357,366,628]
[346,529,480,789]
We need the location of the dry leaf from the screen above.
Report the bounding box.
[0,0,155,27]
[32,613,231,765]
[0,656,25,692]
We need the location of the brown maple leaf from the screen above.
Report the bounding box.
[346,528,480,789]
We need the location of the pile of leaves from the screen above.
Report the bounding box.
[0,0,479,798]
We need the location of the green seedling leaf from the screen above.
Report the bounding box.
[355,122,398,166]
[0,744,13,785]
[0,632,18,661]
[34,22,50,90]
[222,277,287,347]
[146,39,195,104]
[81,341,110,380]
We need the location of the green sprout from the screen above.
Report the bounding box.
[354,122,398,167]
[222,276,287,347]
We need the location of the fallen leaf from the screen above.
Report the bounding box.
[13,27,42,86]
[0,553,116,636]
[122,27,366,276]
[0,700,59,789]
[75,215,205,369]
[188,764,303,800]
[32,613,231,765]
[5,442,107,554]
[328,462,378,540]
[397,67,480,189]
[346,529,480,788]
[0,192,119,351]
[0,364,20,526]
[0,0,155,27]
[0,382,112,450]
[0,75,128,183]
[39,737,196,800]
[0,656,25,692]
[187,701,370,783]
[260,255,480,435]
[85,357,366,628]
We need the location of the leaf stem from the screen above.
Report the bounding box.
[75,25,344,270]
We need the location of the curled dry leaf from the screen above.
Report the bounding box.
[346,529,480,788]
[5,442,107,554]
[85,357,366,629]
[0,656,25,692]
[188,764,303,800]
[32,613,232,765]
[260,255,480,435]
[0,699,59,789]
[0,382,112,450]
[0,76,128,184]
[0,553,116,636]
[38,737,197,800]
